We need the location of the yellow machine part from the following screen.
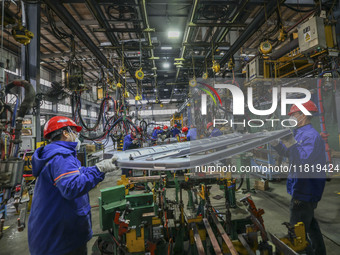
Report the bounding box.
[12,25,34,45]
[116,82,122,88]
[189,228,206,244]
[126,228,145,253]
[152,217,161,225]
[279,222,308,253]
[36,141,47,148]
[117,175,134,195]
[222,240,257,255]
[212,61,220,73]
[325,25,335,48]
[117,138,124,151]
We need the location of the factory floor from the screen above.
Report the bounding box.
[1,174,340,255]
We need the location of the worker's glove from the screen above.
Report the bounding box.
[132,139,139,145]
[270,139,280,147]
[280,133,297,148]
[96,156,119,173]
[161,135,167,140]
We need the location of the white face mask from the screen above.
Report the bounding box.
[288,116,298,127]
[289,114,306,127]
[75,137,81,151]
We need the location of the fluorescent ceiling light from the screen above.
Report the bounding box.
[163,62,170,68]
[168,31,180,38]
[161,46,172,50]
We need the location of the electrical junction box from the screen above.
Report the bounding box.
[22,115,36,137]
[298,16,326,54]
[247,57,264,81]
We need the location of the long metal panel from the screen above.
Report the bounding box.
[114,129,291,170]
[203,218,223,255]
[191,223,206,255]
[210,212,238,255]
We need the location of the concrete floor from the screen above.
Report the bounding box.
[1,174,340,255]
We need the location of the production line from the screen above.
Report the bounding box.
[1,1,340,255]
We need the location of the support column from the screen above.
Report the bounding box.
[21,2,41,142]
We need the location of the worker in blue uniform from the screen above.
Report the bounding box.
[187,125,197,141]
[207,122,222,137]
[271,100,326,255]
[152,126,160,139]
[171,124,181,137]
[122,127,141,176]
[28,116,118,255]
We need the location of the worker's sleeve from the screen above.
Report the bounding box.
[272,143,289,157]
[288,136,318,164]
[52,155,105,200]
[187,130,191,141]
[123,136,132,151]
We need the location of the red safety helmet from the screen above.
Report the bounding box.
[174,124,177,128]
[44,116,82,139]
[288,100,318,115]
[163,125,168,130]
[182,126,188,132]
[207,122,214,130]
[153,127,156,130]
[156,126,160,130]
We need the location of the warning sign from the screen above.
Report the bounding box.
[304,32,311,42]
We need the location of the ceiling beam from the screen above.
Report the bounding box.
[219,0,283,66]
[43,0,135,95]
[85,0,138,85]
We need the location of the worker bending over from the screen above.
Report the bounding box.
[272,100,326,255]
[187,125,197,141]
[171,124,181,137]
[28,116,118,255]
[122,127,141,176]
[207,122,222,137]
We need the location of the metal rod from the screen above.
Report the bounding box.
[210,211,238,255]
[191,223,206,255]
[203,218,223,255]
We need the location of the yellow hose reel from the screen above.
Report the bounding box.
[259,41,272,55]
[212,61,220,73]
[135,68,144,80]
[202,72,208,80]
[189,78,197,87]
[117,82,122,88]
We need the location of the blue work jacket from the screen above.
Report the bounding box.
[210,128,223,137]
[171,128,181,137]
[28,141,105,255]
[187,128,197,141]
[273,124,326,202]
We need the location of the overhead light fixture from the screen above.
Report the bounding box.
[163,62,170,68]
[168,31,180,38]
[161,46,172,50]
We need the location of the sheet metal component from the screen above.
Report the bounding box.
[210,211,238,255]
[203,218,223,255]
[269,233,299,255]
[114,129,291,170]
[191,223,206,255]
